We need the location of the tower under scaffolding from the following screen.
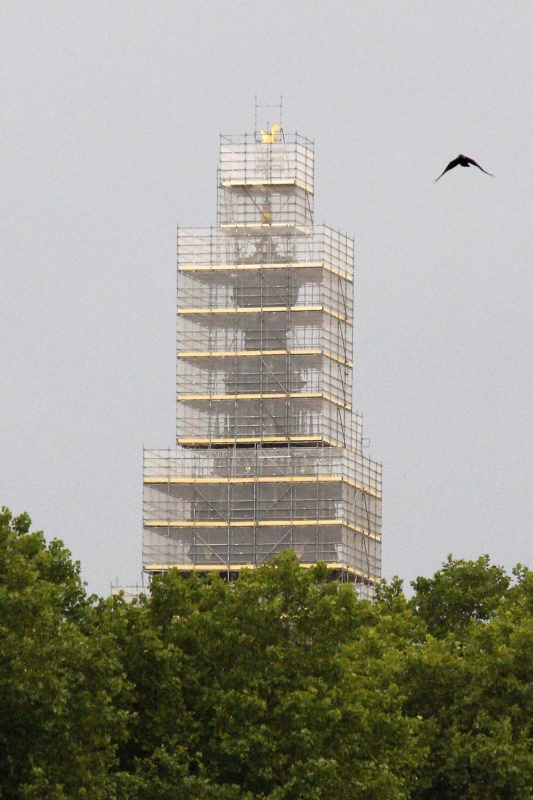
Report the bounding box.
[143,122,381,598]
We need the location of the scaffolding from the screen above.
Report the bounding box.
[143,124,381,598]
[143,447,381,583]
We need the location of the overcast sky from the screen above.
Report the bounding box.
[2,1,531,596]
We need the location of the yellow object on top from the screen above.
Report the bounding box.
[260,123,281,143]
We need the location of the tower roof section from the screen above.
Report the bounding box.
[219,132,314,196]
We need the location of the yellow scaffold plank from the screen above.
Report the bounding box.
[219,223,309,234]
[179,304,321,314]
[179,261,352,282]
[181,260,321,271]
[177,348,353,368]
[179,391,322,401]
[179,348,296,358]
[177,391,351,410]
[221,179,313,193]
[144,562,379,583]
[145,475,342,485]
[177,305,351,324]
[345,524,381,541]
[177,434,339,447]
[145,519,379,541]
[145,518,343,528]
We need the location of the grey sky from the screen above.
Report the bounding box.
[1,1,531,596]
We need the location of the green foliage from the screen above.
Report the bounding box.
[410,554,510,637]
[121,553,416,798]
[404,558,533,798]
[0,507,129,799]
[1,508,532,798]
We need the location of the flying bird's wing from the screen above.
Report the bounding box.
[464,156,494,177]
[434,156,461,182]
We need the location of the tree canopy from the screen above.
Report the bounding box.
[1,507,532,799]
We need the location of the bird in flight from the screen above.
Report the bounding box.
[435,154,494,182]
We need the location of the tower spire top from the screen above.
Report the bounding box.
[254,93,283,135]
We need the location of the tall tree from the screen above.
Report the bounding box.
[129,553,419,799]
[410,554,510,637]
[0,508,128,800]
[404,557,533,798]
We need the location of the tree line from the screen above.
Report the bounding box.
[1,506,532,799]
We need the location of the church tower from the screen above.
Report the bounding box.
[143,119,381,597]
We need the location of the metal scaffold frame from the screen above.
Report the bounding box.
[143,124,381,598]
